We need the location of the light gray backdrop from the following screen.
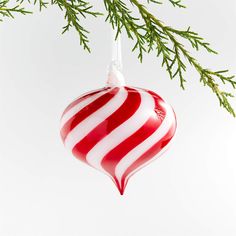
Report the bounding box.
[0,0,236,235]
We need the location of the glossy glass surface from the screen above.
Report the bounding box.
[60,86,177,194]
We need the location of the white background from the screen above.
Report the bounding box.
[1,0,236,235]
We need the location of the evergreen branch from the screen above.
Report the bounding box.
[51,0,101,52]
[131,0,236,116]
[104,0,235,116]
[0,0,31,20]
[166,27,218,54]
[0,0,235,116]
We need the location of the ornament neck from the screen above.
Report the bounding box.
[107,62,125,87]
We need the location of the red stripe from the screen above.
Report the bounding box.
[120,122,176,193]
[72,87,141,163]
[61,89,106,117]
[60,87,119,142]
[143,88,165,102]
[146,89,167,120]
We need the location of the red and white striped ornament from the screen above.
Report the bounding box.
[60,81,176,194]
[60,31,177,194]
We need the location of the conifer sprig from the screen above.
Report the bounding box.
[0,0,31,20]
[0,0,235,116]
[51,0,102,52]
[105,0,236,116]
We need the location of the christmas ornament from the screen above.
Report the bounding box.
[60,31,176,194]
[60,84,176,194]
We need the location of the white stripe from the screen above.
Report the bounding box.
[86,90,155,173]
[60,90,107,129]
[64,87,128,151]
[115,103,175,184]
